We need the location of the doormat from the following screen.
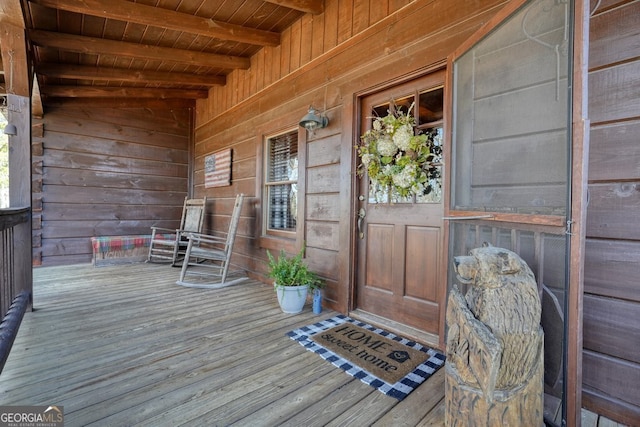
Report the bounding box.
[287,314,445,400]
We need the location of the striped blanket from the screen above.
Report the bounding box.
[91,234,175,266]
[91,234,175,253]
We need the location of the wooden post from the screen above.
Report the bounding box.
[1,19,33,307]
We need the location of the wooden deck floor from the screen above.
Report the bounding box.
[0,263,446,426]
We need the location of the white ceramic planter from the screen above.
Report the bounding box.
[275,284,308,314]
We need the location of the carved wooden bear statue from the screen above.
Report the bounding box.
[445,243,544,426]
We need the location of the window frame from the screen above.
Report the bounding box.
[259,127,306,254]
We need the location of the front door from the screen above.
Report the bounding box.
[354,71,444,336]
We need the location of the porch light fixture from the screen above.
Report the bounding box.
[299,107,328,135]
[3,124,17,136]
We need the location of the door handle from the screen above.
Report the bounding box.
[357,208,366,239]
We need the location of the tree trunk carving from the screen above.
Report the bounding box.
[445,244,544,426]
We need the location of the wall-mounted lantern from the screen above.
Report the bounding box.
[299,107,328,136]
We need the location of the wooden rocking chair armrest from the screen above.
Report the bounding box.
[150,226,178,234]
[185,232,227,245]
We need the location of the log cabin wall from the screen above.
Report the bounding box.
[194,0,509,310]
[34,105,192,266]
[583,0,640,423]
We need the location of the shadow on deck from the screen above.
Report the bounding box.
[0,263,445,426]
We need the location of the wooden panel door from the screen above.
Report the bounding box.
[355,71,444,335]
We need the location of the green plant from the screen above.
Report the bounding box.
[266,247,324,290]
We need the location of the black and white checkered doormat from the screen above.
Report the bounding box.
[287,314,445,400]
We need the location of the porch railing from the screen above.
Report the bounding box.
[0,207,32,372]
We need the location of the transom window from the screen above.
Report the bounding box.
[264,130,298,235]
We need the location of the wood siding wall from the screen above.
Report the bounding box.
[194,0,508,310]
[195,0,413,122]
[34,106,192,266]
[583,0,640,423]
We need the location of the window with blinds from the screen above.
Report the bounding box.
[265,130,298,233]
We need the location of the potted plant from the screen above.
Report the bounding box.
[267,247,324,314]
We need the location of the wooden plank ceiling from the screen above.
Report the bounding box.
[1,0,323,110]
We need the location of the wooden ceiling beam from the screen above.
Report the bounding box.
[1,0,45,114]
[263,0,324,14]
[29,30,251,70]
[0,24,31,97]
[44,97,195,109]
[36,63,225,86]
[30,0,280,47]
[41,85,209,99]
[0,0,26,28]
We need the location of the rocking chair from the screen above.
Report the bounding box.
[147,196,208,266]
[176,194,245,288]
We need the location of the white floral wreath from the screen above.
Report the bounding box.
[356,102,438,198]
